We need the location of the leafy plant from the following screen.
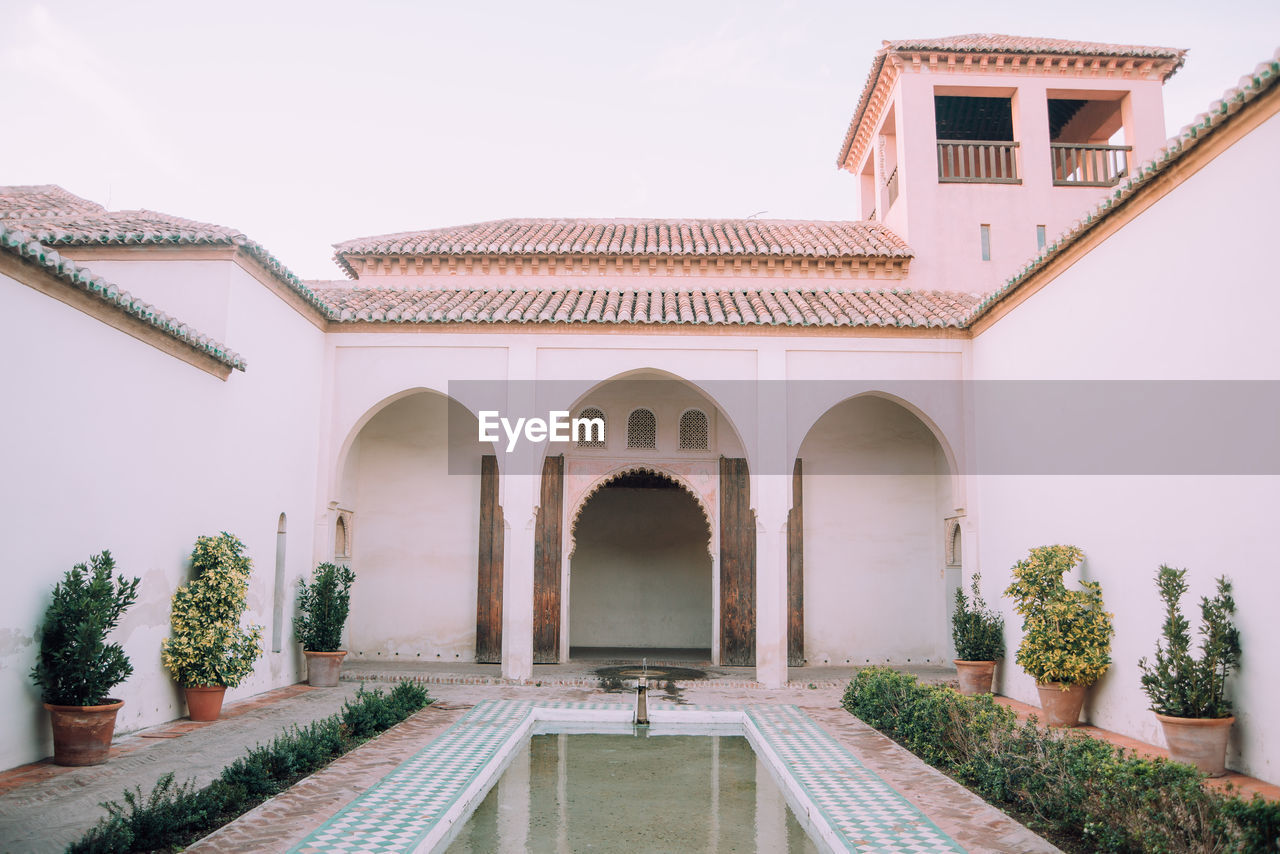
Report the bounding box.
[843,666,1280,853]
[69,682,432,854]
[952,572,1005,661]
[1139,566,1241,719]
[1004,545,1114,687]
[295,563,356,652]
[161,533,263,688]
[31,551,140,706]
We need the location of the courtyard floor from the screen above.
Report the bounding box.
[0,663,1273,853]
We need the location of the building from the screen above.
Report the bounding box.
[2,35,1277,784]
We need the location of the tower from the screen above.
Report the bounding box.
[837,35,1186,291]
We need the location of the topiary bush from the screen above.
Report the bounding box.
[1004,545,1114,687]
[31,551,140,706]
[295,563,356,652]
[1139,566,1240,719]
[161,533,263,689]
[952,572,1005,661]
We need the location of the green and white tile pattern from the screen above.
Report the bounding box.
[289,699,964,853]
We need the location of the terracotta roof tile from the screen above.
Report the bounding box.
[886,34,1186,62]
[969,50,1280,325]
[0,188,334,319]
[836,34,1187,168]
[333,218,911,278]
[314,285,978,329]
[0,185,106,220]
[0,223,246,371]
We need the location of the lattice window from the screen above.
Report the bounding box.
[626,408,657,449]
[678,409,709,450]
[575,407,607,448]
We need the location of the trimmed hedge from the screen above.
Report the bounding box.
[842,667,1279,854]
[69,682,430,854]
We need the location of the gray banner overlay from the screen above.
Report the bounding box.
[444,380,1280,476]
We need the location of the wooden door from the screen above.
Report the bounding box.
[787,458,804,667]
[533,455,564,663]
[474,455,503,663]
[719,457,756,666]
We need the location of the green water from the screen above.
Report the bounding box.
[445,733,818,853]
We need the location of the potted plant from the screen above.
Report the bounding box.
[1005,544,1114,726]
[951,572,1005,695]
[31,551,140,766]
[160,533,263,721]
[1139,565,1240,776]
[295,562,356,687]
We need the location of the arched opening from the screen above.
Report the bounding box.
[797,394,954,666]
[335,391,487,662]
[569,470,713,661]
[334,515,349,559]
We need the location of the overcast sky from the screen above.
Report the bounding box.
[2,1,1276,280]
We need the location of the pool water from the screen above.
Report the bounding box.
[444,733,819,852]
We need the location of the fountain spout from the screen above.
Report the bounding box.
[634,672,649,726]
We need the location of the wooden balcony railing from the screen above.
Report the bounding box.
[885,166,899,208]
[1051,143,1132,187]
[937,141,1020,183]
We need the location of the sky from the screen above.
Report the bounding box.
[1,0,1277,280]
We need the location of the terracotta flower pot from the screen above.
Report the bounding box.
[954,660,997,696]
[184,685,227,721]
[44,700,123,766]
[1156,713,1234,777]
[1035,681,1087,727]
[303,650,347,688]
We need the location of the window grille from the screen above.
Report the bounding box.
[575,407,607,448]
[627,408,657,449]
[678,409,709,450]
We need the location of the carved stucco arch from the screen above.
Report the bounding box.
[567,463,717,560]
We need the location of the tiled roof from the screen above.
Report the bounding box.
[315,285,977,328]
[0,223,246,371]
[0,187,334,319]
[0,185,106,220]
[836,34,1187,168]
[969,50,1280,325]
[333,218,911,277]
[885,34,1186,62]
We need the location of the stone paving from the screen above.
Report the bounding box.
[188,680,1061,854]
[3,663,1272,853]
[0,682,375,853]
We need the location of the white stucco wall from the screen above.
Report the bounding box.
[343,392,485,663]
[0,258,325,771]
[569,484,713,649]
[799,395,952,665]
[969,109,1280,783]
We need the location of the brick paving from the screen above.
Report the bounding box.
[0,682,375,853]
[189,680,1061,854]
[2,666,1271,853]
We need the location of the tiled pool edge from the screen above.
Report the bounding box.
[289,700,966,853]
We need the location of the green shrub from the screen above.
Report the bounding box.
[952,572,1005,661]
[68,683,431,853]
[1139,566,1241,719]
[31,551,140,707]
[843,666,1280,853]
[1005,545,1114,686]
[161,533,263,689]
[295,563,356,652]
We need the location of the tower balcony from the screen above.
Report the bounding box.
[1050,142,1132,187]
